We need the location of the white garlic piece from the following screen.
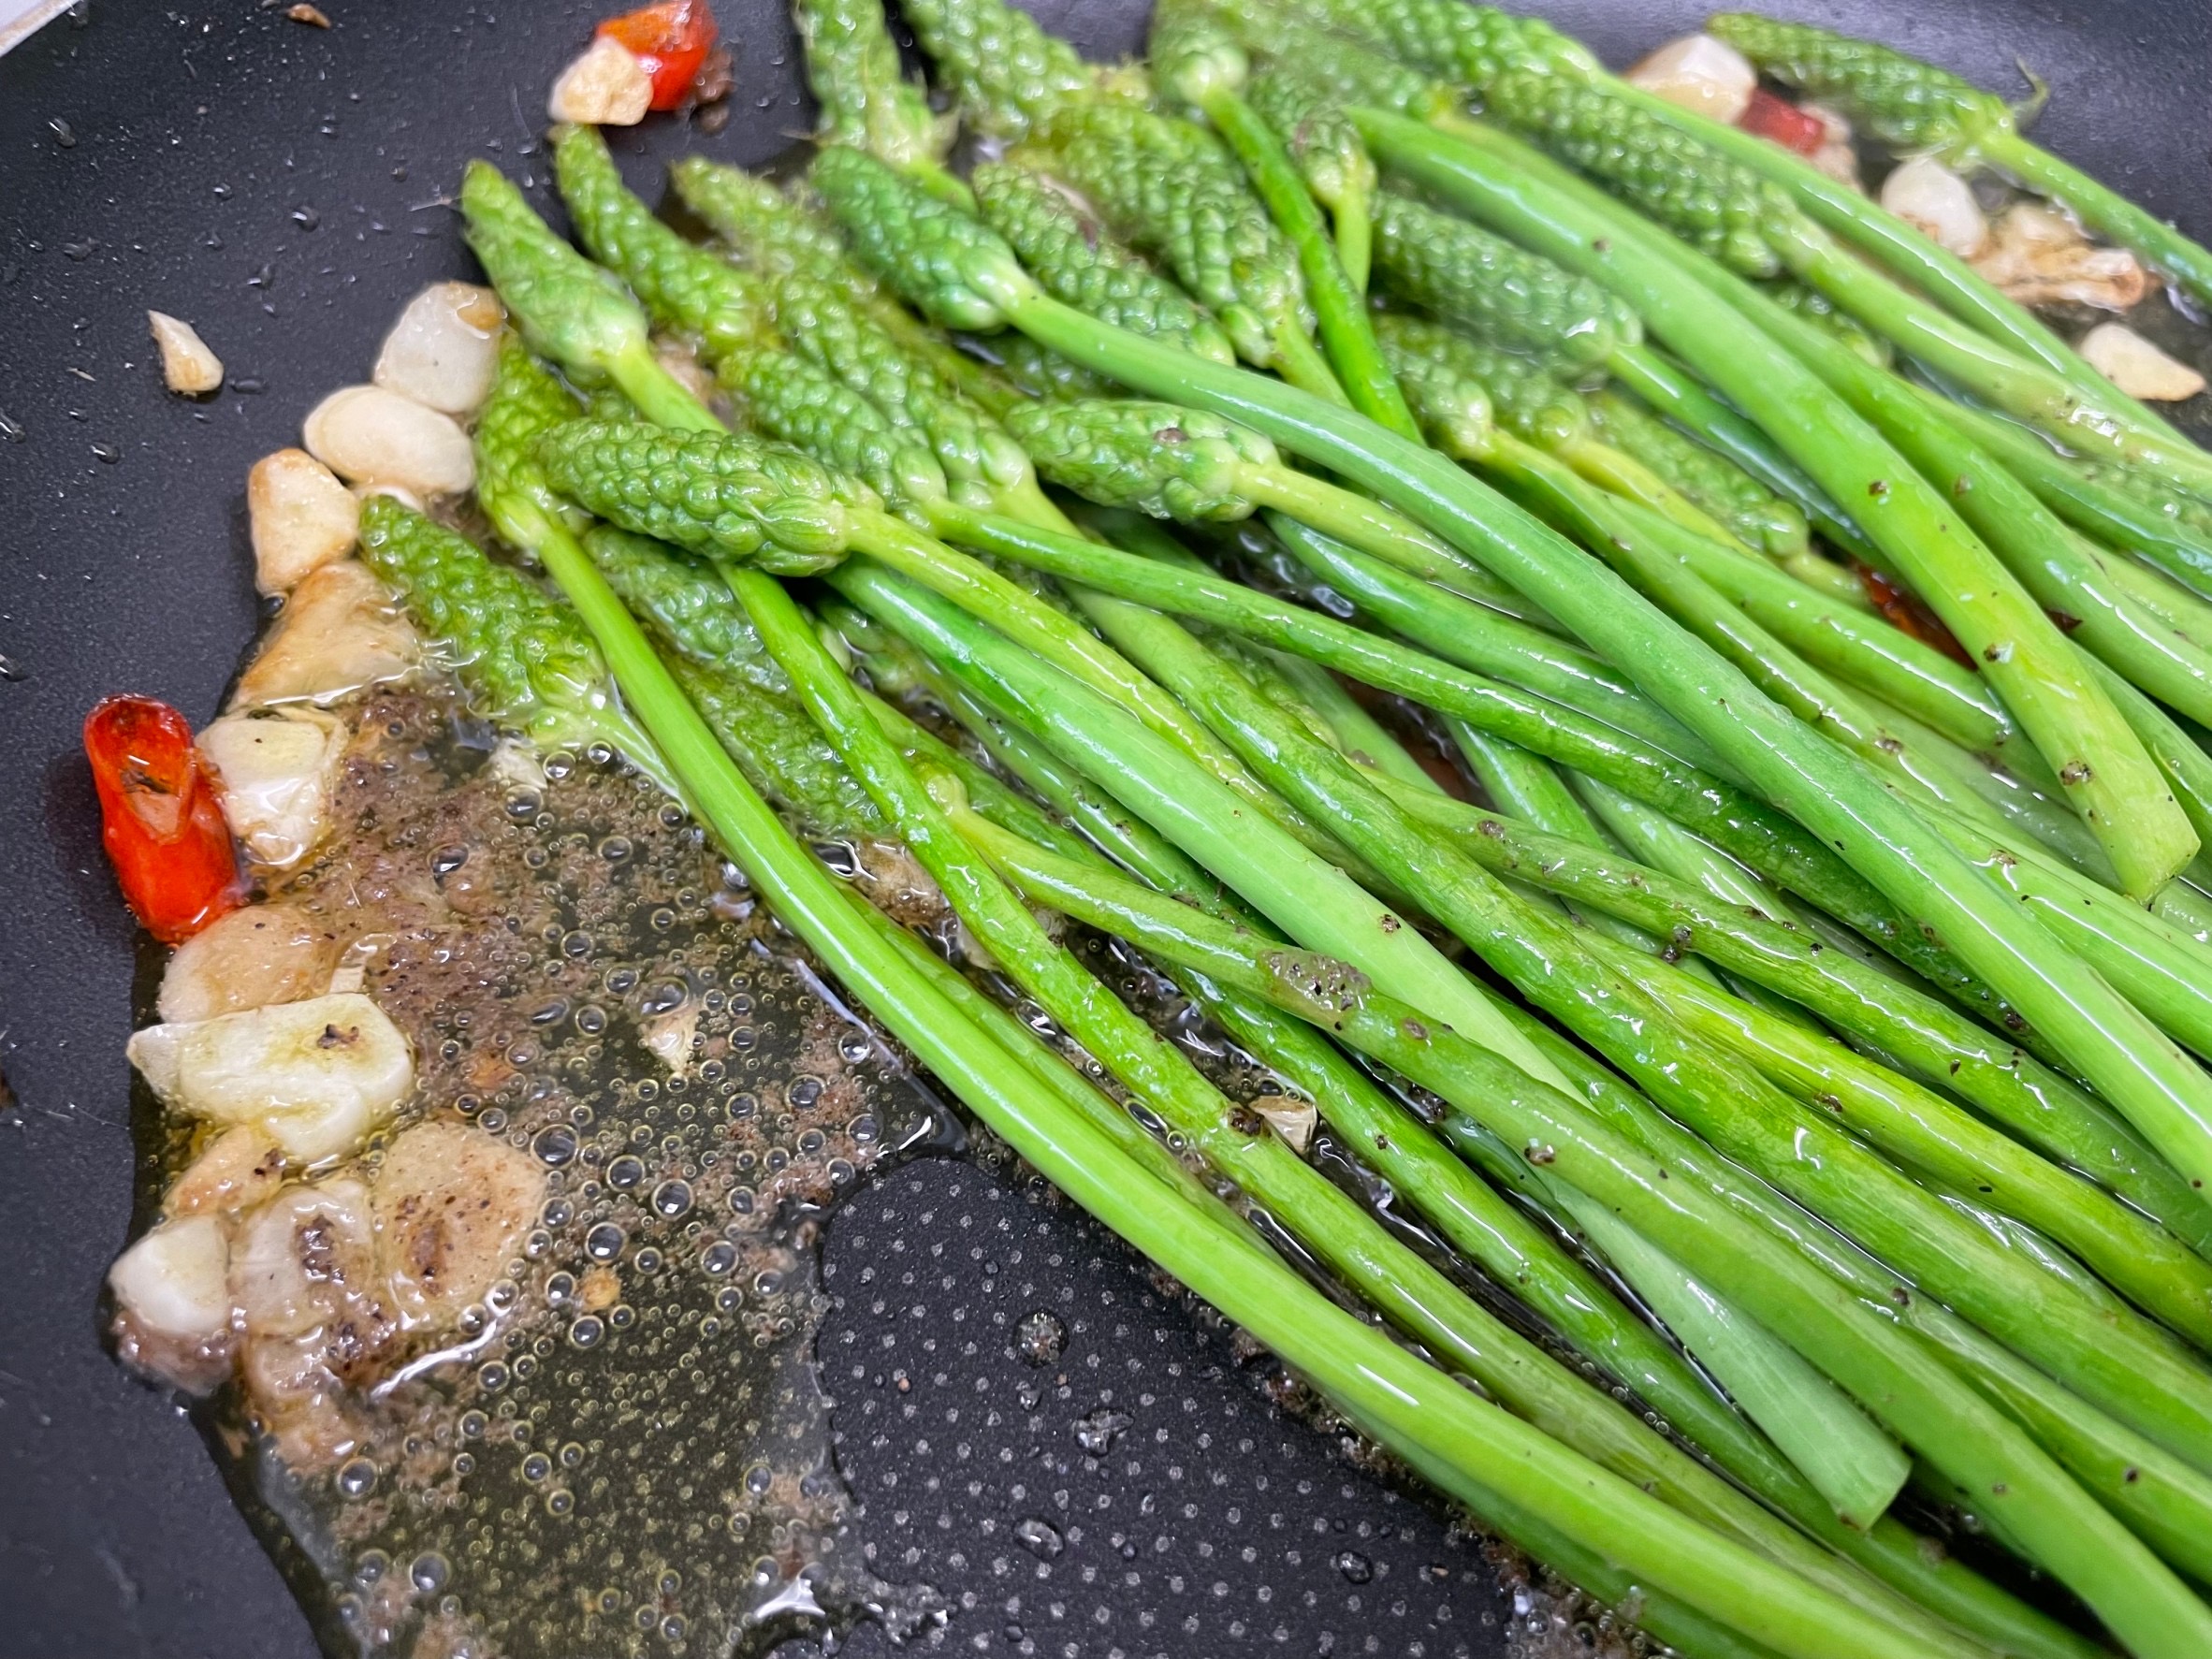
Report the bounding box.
[109,1215,234,1341]
[157,901,339,1025]
[127,993,414,1166]
[372,1122,546,1327]
[2080,322,2206,401]
[303,384,475,499]
[1625,35,1757,125]
[548,35,653,126]
[232,560,419,708]
[1879,156,1987,256]
[148,311,225,395]
[248,448,360,595]
[373,282,505,415]
[196,706,348,869]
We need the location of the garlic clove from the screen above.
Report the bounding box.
[109,1215,234,1341]
[248,448,360,595]
[371,1121,546,1327]
[157,901,339,1025]
[148,311,226,395]
[372,282,505,415]
[548,35,653,126]
[127,993,414,1166]
[303,384,475,499]
[233,560,419,709]
[2080,322,2207,401]
[1879,156,1987,257]
[1625,35,1757,125]
[196,706,348,869]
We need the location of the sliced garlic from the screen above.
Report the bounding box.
[548,34,653,126]
[1251,1094,1319,1156]
[147,311,225,395]
[1624,35,1756,125]
[158,901,339,1024]
[196,706,348,869]
[109,1215,234,1341]
[2080,322,2206,400]
[233,560,419,708]
[371,1121,546,1327]
[127,993,414,1166]
[166,1125,287,1218]
[303,384,475,498]
[373,282,505,416]
[248,448,359,595]
[1801,105,1864,193]
[1879,156,1986,257]
[231,1178,379,1338]
[1972,202,2148,312]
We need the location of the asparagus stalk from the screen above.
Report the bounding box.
[1110,602,2212,1462]
[745,564,1985,1642]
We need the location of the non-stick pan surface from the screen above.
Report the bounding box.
[4,2,2209,1654]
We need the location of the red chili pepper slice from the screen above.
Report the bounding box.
[1739,88,1827,157]
[1854,566,1975,667]
[595,0,718,111]
[84,695,244,945]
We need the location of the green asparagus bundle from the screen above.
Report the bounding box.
[377,2,2212,1646]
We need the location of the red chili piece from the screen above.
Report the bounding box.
[596,0,718,110]
[1739,88,1827,157]
[1854,566,1975,668]
[84,694,244,944]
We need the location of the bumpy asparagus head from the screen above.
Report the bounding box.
[1371,190,1639,370]
[1273,0,1593,88]
[810,146,1037,330]
[970,162,1238,365]
[899,0,1147,139]
[550,124,773,365]
[536,420,875,574]
[1480,67,1796,278]
[796,0,956,171]
[357,496,618,747]
[1245,67,1377,220]
[721,345,952,508]
[1149,0,1250,109]
[1002,398,1275,523]
[459,159,651,385]
[1707,12,2014,150]
[474,336,590,539]
[1367,313,1502,458]
[670,157,865,288]
[1020,99,1311,370]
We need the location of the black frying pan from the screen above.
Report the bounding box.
[4,3,2208,1654]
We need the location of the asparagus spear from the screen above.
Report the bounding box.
[1009,102,1346,399]
[896,0,1146,141]
[968,160,1238,366]
[1710,11,2212,318]
[1150,3,1419,435]
[1246,65,1378,289]
[794,0,964,205]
